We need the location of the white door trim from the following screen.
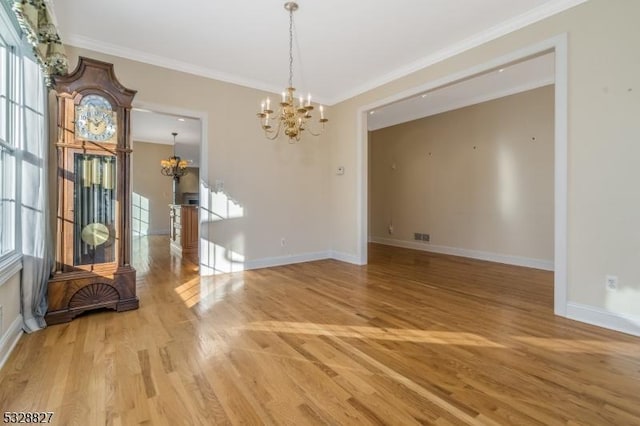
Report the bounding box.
[356,34,569,317]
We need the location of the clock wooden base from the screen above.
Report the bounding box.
[45,266,138,325]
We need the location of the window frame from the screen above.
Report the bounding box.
[0,1,40,286]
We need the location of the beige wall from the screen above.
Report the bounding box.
[65,46,331,268]
[328,0,640,321]
[369,86,554,263]
[132,141,173,235]
[0,272,21,366]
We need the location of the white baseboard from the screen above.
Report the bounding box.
[245,251,331,270]
[242,250,364,270]
[566,302,640,337]
[370,236,554,271]
[330,250,364,265]
[0,315,23,371]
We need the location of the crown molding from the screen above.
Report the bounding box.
[328,0,587,105]
[62,0,587,106]
[65,35,291,96]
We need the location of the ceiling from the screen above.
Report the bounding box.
[49,0,585,105]
[131,109,202,167]
[131,109,201,146]
[368,52,555,131]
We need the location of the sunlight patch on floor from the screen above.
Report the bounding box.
[174,275,245,309]
[238,321,505,347]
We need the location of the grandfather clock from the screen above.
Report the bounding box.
[46,57,139,325]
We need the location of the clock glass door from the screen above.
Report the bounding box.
[73,153,117,265]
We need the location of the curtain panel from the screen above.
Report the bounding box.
[10,0,68,79]
[4,0,60,331]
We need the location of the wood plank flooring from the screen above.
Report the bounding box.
[1,237,640,425]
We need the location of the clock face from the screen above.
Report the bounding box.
[75,94,117,142]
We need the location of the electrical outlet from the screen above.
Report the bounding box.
[422,233,430,242]
[605,275,618,291]
[414,233,422,241]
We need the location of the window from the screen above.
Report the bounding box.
[0,4,46,270]
[0,23,16,258]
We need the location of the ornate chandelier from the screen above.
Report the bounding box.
[257,2,328,142]
[160,132,188,181]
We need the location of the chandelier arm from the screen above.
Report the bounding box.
[274,118,283,139]
[305,119,326,136]
[264,119,282,140]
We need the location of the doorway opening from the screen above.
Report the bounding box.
[130,103,208,273]
[358,35,568,317]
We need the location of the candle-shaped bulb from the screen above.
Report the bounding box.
[282,91,286,102]
[299,96,304,107]
[307,93,311,106]
[266,97,271,110]
[320,105,324,119]
[261,100,265,112]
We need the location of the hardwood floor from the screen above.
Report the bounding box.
[1,237,640,425]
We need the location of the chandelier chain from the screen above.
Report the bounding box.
[256,2,327,141]
[288,6,293,88]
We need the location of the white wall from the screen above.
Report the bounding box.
[328,0,640,333]
[369,86,554,269]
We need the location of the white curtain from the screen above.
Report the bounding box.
[20,55,50,332]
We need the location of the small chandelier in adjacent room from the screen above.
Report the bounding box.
[256,1,328,142]
[160,132,188,181]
